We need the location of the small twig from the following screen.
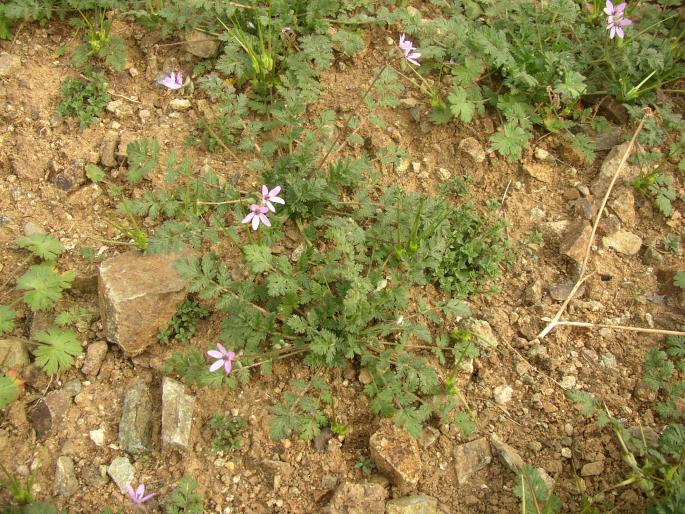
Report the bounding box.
[500,179,512,207]
[553,322,685,337]
[538,111,650,339]
[108,91,143,105]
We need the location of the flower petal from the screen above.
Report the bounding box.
[140,493,158,503]
[136,485,145,498]
[270,195,285,204]
[242,212,255,224]
[209,360,224,372]
[252,215,260,230]
[227,351,236,359]
[262,184,269,197]
[265,200,276,213]
[259,213,271,227]
[126,484,135,499]
[269,186,281,196]
[208,350,223,359]
[216,343,226,354]
[619,17,632,26]
[224,360,232,374]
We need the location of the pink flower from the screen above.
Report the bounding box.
[158,71,184,90]
[242,203,271,230]
[261,185,285,213]
[126,483,157,505]
[208,343,236,374]
[398,34,421,66]
[604,1,632,39]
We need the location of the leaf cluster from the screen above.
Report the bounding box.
[165,476,203,514]
[56,71,110,128]
[209,414,247,452]
[159,299,209,345]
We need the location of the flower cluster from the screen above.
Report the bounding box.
[604,1,632,39]
[398,34,421,66]
[158,70,184,90]
[242,185,284,230]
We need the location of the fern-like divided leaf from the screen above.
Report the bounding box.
[16,233,64,261]
[33,328,82,375]
[16,264,75,312]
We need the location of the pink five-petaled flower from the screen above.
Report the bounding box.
[208,343,236,374]
[242,203,271,230]
[604,1,632,39]
[261,185,285,213]
[398,33,421,66]
[126,483,157,505]
[158,70,184,90]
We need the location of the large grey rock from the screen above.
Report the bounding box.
[184,30,220,58]
[161,378,195,450]
[119,380,153,456]
[324,481,387,514]
[454,437,492,484]
[30,389,71,437]
[54,456,78,497]
[98,251,189,355]
[107,456,134,493]
[0,53,21,77]
[385,495,439,514]
[0,338,30,372]
[369,420,421,493]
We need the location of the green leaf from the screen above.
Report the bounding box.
[448,86,476,124]
[566,390,597,416]
[286,315,308,334]
[16,233,64,260]
[86,164,105,183]
[16,264,75,312]
[33,328,83,375]
[0,374,20,409]
[674,271,685,289]
[101,35,127,71]
[490,122,530,162]
[0,305,16,336]
[126,138,160,184]
[243,245,272,274]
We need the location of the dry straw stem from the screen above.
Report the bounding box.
[538,109,684,340]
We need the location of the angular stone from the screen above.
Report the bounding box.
[184,30,220,58]
[609,188,636,226]
[369,420,421,493]
[162,378,195,450]
[54,456,78,497]
[592,142,641,196]
[98,251,189,355]
[602,230,642,255]
[0,338,30,372]
[581,460,604,476]
[493,385,513,405]
[30,389,71,437]
[100,131,119,168]
[106,100,134,119]
[460,319,498,349]
[417,426,439,448]
[324,481,387,514]
[169,98,191,111]
[560,220,592,262]
[643,246,663,266]
[107,456,134,493]
[385,495,439,514]
[454,437,492,484]
[51,160,86,192]
[119,380,153,456]
[458,137,485,163]
[0,53,21,77]
[490,433,525,472]
[523,162,553,183]
[81,341,108,377]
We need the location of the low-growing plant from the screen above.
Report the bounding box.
[56,71,110,128]
[68,0,127,70]
[208,413,247,452]
[159,299,209,345]
[165,476,203,514]
[514,465,561,514]
[355,456,375,477]
[662,235,681,255]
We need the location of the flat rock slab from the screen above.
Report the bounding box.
[30,389,71,437]
[454,437,492,484]
[119,379,153,456]
[602,230,642,256]
[162,378,195,450]
[108,456,134,493]
[324,481,387,514]
[0,337,30,371]
[98,251,189,355]
[386,495,439,514]
[490,433,524,472]
[369,420,421,493]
